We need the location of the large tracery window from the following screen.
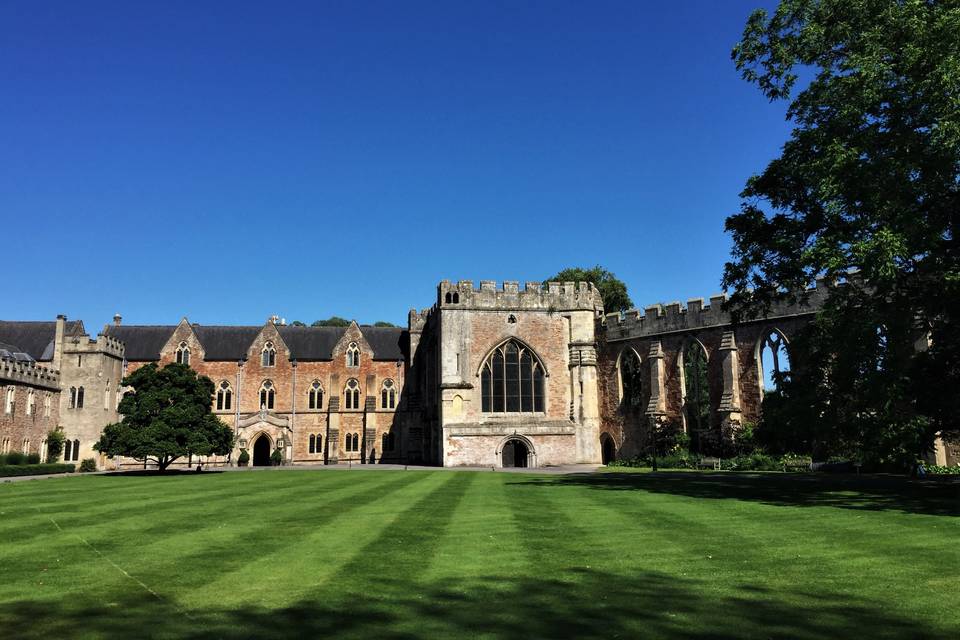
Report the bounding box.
[681,341,710,453]
[216,381,232,411]
[176,341,190,365]
[618,349,643,411]
[480,340,545,413]
[259,380,275,410]
[344,379,360,410]
[759,330,790,394]
[261,342,276,367]
[308,380,324,410]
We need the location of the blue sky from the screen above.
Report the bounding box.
[1,0,788,327]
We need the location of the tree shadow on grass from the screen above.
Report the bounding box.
[513,471,959,517]
[0,567,951,639]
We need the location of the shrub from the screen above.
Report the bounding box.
[46,429,65,463]
[271,448,283,466]
[26,452,41,464]
[79,458,97,473]
[0,463,76,477]
[237,449,249,466]
[924,464,960,475]
[4,451,25,466]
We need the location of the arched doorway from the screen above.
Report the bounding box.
[601,434,616,465]
[502,438,529,468]
[252,434,272,467]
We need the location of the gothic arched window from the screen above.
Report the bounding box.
[309,433,322,454]
[175,341,190,365]
[618,349,643,411]
[480,340,545,413]
[380,379,396,409]
[344,379,360,410]
[308,380,324,410]
[259,380,275,410]
[69,387,77,409]
[216,381,232,411]
[759,330,790,394]
[681,341,710,453]
[261,342,276,367]
[76,386,84,409]
[346,342,360,367]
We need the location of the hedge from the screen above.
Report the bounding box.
[0,463,76,477]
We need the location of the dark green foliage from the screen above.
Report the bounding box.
[0,463,75,477]
[682,343,711,453]
[924,464,960,475]
[373,321,397,327]
[45,429,64,463]
[94,363,235,472]
[311,317,351,327]
[237,449,250,466]
[26,453,40,465]
[78,459,96,473]
[724,0,960,468]
[545,266,632,313]
[3,451,25,465]
[290,320,306,327]
[270,448,283,466]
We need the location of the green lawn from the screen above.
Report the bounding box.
[0,469,957,639]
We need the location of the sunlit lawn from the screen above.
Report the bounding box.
[0,468,957,639]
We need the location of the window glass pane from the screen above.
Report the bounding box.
[520,351,532,412]
[492,350,505,412]
[533,367,544,412]
[505,343,520,412]
[481,366,491,412]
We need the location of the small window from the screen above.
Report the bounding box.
[261,342,276,367]
[64,438,72,461]
[380,379,396,409]
[309,433,316,453]
[175,341,190,365]
[344,379,360,410]
[353,433,359,451]
[103,381,110,410]
[44,393,51,417]
[76,387,85,409]
[72,439,80,461]
[259,380,275,410]
[69,386,77,409]
[346,342,360,367]
[5,387,15,414]
[216,381,232,411]
[308,380,324,410]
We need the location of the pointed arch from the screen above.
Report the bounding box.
[259,380,275,410]
[175,341,191,365]
[478,338,547,413]
[756,328,791,396]
[679,339,710,454]
[308,380,324,410]
[616,347,644,410]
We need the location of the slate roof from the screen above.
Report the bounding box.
[103,323,407,362]
[0,320,84,361]
[0,340,35,362]
[103,325,176,361]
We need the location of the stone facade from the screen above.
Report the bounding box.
[0,351,60,460]
[5,277,955,470]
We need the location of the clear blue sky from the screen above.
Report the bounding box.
[1,0,788,328]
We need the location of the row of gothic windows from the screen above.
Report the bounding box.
[63,438,81,462]
[344,432,360,452]
[308,433,323,453]
[224,379,398,412]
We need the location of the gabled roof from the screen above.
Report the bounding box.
[192,326,262,361]
[358,326,406,361]
[104,325,176,361]
[277,326,345,360]
[0,320,84,361]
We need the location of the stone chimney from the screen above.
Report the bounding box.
[113,313,122,326]
[53,315,66,368]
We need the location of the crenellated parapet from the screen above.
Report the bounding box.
[438,280,604,313]
[0,356,60,391]
[601,277,833,341]
[408,307,433,334]
[62,331,126,358]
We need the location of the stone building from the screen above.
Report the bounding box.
[0,317,123,465]
[4,278,955,470]
[0,340,60,460]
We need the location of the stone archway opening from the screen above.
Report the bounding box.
[502,438,529,468]
[601,434,616,465]
[252,434,272,467]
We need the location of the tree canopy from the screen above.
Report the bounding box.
[94,363,234,472]
[724,0,960,467]
[373,321,398,328]
[312,317,351,327]
[545,266,632,313]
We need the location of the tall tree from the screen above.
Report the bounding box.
[312,317,351,327]
[545,266,632,313]
[94,363,234,472]
[724,0,960,467]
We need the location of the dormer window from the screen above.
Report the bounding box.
[175,341,190,365]
[259,380,275,410]
[261,342,276,367]
[346,342,360,367]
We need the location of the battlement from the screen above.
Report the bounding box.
[408,307,434,333]
[601,277,833,340]
[61,331,125,358]
[0,356,60,390]
[437,280,603,313]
